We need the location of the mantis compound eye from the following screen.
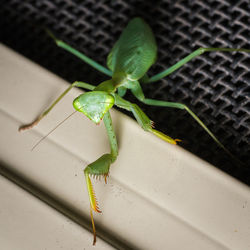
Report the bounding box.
[73,91,115,124]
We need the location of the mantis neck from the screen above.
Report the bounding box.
[94,73,128,93]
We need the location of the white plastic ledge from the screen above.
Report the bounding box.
[0,43,250,250]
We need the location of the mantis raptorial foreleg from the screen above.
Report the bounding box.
[84,111,118,245]
[19,81,95,131]
[143,48,250,84]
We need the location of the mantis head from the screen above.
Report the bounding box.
[73,91,115,124]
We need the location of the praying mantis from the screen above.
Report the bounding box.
[19,17,250,245]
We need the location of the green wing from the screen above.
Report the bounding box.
[107,18,157,81]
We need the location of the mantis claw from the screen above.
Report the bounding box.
[83,150,116,244]
[104,173,109,184]
[90,207,97,245]
[85,174,101,213]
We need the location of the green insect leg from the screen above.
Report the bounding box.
[113,94,178,145]
[144,48,250,83]
[19,81,95,131]
[84,111,118,245]
[130,82,240,162]
[46,29,112,77]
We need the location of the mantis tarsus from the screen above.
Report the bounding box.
[19,17,250,245]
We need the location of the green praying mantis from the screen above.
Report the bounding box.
[19,17,250,245]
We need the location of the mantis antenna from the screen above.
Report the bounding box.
[31,110,78,151]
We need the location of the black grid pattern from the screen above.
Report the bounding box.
[1,0,249,184]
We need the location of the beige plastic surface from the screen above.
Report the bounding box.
[0,175,113,250]
[0,43,250,250]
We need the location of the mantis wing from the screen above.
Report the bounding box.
[107,17,157,81]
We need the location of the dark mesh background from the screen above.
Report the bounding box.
[1,0,250,186]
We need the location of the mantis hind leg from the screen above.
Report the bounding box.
[46,30,112,77]
[143,48,250,83]
[84,111,118,245]
[19,81,95,131]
